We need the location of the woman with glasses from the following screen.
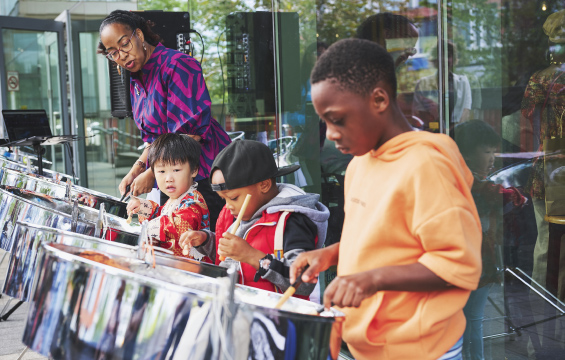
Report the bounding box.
[98,10,230,230]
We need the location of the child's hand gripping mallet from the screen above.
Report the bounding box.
[275,265,310,309]
[126,193,138,225]
[217,194,252,261]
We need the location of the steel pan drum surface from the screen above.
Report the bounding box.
[232,285,344,360]
[23,242,217,360]
[0,157,75,182]
[0,185,138,248]
[0,186,95,252]
[0,167,126,217]
[23,243,343,360]
[2,222,137,301]
[0,151,53,168]
[2,222,227,302]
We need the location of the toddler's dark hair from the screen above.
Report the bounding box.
[148,133,201,173]
[454,120,500,158]
[310,38,397,98]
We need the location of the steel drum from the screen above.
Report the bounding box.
[0,186,139,252]
[0,186,95,252]
[22,242,219,360]
[0,150,53,169]
[0,167,125,216]
[23,242,344,360]
[2,221,227,302]
[228,285,344,360]
[0,156,77,182]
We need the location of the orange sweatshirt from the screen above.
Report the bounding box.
[338,131,482,360]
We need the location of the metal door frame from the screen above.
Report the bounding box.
[0,15,71,173]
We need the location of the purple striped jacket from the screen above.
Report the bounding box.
[130,43,231,180]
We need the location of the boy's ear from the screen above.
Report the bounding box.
[371,85,390,113]
[191,168,198,178]
[258,178,273,193]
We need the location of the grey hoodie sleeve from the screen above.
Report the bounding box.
[261,213,317,296]
[193,230,217,263]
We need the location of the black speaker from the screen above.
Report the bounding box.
[109,62,132,119]
[134,11,192,53]
[108,11,192,119]
[225,12,300,119]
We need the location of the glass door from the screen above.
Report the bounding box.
[0,16,70,175]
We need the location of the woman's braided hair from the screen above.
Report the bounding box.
[97,10,162,55]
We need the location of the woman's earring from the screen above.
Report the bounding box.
[550,53,554,63]
[143,42,147,51]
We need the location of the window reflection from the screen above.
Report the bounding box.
[60,1,565,358]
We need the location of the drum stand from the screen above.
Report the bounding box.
[0,295,24,322]
[0,250,7,298]
[15,346,28,360]
[483,267,565,340]
[32,143,46,176]
[4,136,80,177]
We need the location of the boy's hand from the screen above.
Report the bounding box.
[179,230,207,249]
[322,270,380,310]
[127,198,141,216]
[290,243,340,285]
[218,232,265,268]
[322,263,451,310]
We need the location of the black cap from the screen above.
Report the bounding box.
[210,140,300,191]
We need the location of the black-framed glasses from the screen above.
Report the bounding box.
[105,31,137,62]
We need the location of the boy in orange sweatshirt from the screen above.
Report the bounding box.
[290,39,482,360]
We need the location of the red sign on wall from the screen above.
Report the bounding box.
[7,71,19,91]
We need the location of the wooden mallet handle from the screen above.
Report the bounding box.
[219,194,252,262]
[275,287,296,309]
[274,265,309,309]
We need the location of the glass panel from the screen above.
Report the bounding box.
[273,1,563,359]
[185,1,280,148]
[2,28,64,173]
[77,30,143,197]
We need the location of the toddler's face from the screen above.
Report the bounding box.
[466,145,496,177]
[154,160,197,200]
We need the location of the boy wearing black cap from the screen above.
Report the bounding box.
[179,140,330,298]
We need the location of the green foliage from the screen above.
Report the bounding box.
[137,0,555,113]
[138,0,187,12]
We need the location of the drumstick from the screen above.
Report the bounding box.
[219,194,252,262]
[275,265,309,309]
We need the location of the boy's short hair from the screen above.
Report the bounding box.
[148,133,201,172]
[454,120,500,158]
[310,38,397,98]
[210,140,299,191]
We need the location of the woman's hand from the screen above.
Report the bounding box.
[184,134,202,142]
[119,171,137,197]
[127,198,141,216]
[120,148,150,196]
[218,232,265,268]
[179,230,208,249]
[289,243,340,285]
[130,170,155,196]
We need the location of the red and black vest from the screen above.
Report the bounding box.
[215,206,317,300]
